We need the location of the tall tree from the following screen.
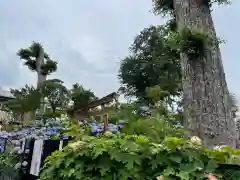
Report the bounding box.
[6,85,41,122]
[17,42,57,115]
[119,25,181,106]
[10,84,35,99]
[69,83,97,113]
[152,0,236,147]
[40,79,70,113]
[17,42,57,87]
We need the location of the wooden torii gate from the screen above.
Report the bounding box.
[67,92,118,131]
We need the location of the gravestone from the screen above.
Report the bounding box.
[21,138,70,180]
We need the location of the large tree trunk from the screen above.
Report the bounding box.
[37,74,47,114]
[173,0,237,148]
[34,47,47,117]
[37,73,47,88]
[36,46,46,88]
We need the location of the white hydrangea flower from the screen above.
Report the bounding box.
[213,145,228,151]
[12,140,20,146]
[13,146,21,152]
[14,163,21,169]
[190,136,202,145]
[156,175,164,180]
[17,149,24,155]
[68,141,85,150]
[55,117,61,121]
[22,161,28,166]
[213,146,220,150]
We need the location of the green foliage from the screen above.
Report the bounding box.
[5,86,41,119]
[69,83,97,111]
[10,84,35,98]
[0,145,23,178]
[0,152,19,168]
[152,0,174,16]
[118,25,181,104]
[43,109,62,118]
[152,0,231,16]
[166,18,177,32]
[18,42,42,60]
[41,134,240,180]
[41,59,58,75]
[3,124,20,131]
[17,42,57,76]
[146,85,170,104]
[66,121,87,139]
[108,103,139,123]
[17,42,43,71]
[122,115,187,143]
[179,29,208,59]
[166,28,224,59]
[40,79,70,112]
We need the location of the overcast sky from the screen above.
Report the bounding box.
[0,0,239,100]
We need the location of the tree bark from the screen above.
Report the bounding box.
[173,0,237,148]
[35,46,47,117]
[20,113,24,123]
[36,46,46,88]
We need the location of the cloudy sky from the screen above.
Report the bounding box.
[0,0,239,100]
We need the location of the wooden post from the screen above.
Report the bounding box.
[103,114,109,132]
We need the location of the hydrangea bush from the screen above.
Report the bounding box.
[0,114,71,141]
[38,111,240,180]
[79,119,125,136]
[0,114,73,174]
[41,134,240,180]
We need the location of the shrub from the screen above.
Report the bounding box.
[40,134,240,180]
[0,150,22,178]
[43,109,62,119]
[121,115,187,143]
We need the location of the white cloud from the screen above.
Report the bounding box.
[69,35,107,67]
[0,0,161,98]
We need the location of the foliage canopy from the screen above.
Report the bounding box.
[118,25,181,104]
[40,79,70,112]
[69,83,98,111]
[152,0,231,16]
[17,42,57,76]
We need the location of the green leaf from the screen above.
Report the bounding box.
[163,167,175,176]
[176,171,190,180]
[193,160,205,171]
[205,159,218,172]
[65,157,76,167]
[169,154,182,163]
[67,168,75,177]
